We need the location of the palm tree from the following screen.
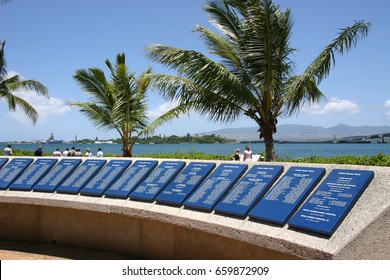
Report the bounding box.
[0,40,49,124]
[68,53,188,157]
[146,0,371,161]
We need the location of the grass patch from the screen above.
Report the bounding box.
[283,153,390,167]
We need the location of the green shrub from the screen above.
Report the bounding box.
[286,153,390,166]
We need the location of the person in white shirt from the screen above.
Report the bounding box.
[96,148,103,157]
[62,148,69,157]
[74,148,82,157]
[85,148,93,157]
[51,148,62,157]
[3,144,12,156]
[243,145,253,161]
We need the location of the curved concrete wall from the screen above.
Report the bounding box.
[0,157,389,259]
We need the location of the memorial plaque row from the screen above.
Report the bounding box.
[0,157,374,236]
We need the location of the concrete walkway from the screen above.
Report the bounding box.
[0,240,135,260]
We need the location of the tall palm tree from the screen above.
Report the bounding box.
[0,40,49,124]
[68,53,188,157]
[146,0,371,161]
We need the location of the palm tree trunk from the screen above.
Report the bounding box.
[260,128,276,162]
[122,136,132,157]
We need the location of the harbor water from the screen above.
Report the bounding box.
[2,142,389,159]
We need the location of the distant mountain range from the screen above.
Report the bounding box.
[201,124,390,142]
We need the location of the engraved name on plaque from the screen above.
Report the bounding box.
[55,159,107,194]
[183,163,248,211]
[103,160,158,198]
[0,158,33,190]
[8,158,58,191]
[214,165,284,217]
[33,159,82,192]
[129,161,186,201]
[155,162,216,206]
[288,169,374,236]
[79,159,132,196]
[248,166,325,225]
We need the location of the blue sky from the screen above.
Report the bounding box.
[1,0,389,142]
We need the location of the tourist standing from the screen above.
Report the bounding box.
[243,145,253,161]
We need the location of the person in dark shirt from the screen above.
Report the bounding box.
[34,146,43,156]
[231,148,241,161]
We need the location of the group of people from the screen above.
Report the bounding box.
[231,145,253,161]
[52,147,104,157]
[2,144,104,158]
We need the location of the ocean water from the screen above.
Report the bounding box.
[3,142,389,159]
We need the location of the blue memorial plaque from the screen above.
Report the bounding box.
[183,163,248,211]
[0,158,33,190]
[79,159,132,196]
[103,160,158,198]
[33,159,82,192]
[155,162,216,206]
[214,165,284,217]
[288,169,374,236]
[55,159,107,194]
[0,158,9,170]
[248,167,325,225]
[129,161,186,201]
[8,158,58,191]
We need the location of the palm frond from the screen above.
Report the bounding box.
[147,44,256,107]
[148,73,245,123]
[203,0,242,40]
[66,101,121,134]
[295,21,371,87]
[6,79,48,97]
[0,40,49,124]
[284,75,325,116]
[285,20,371,115]
[8,94,39,124]
[73,68,114,107]
[0,40,6,78]
[141,103,191,137]
[195,25,255,89]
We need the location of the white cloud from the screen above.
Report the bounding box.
[148,101,180,119]
[303,97,360,115]
[4,71,71,123]
[7,90,71,123]
[384,99,390,116]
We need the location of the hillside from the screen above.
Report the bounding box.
[201,124,390,142]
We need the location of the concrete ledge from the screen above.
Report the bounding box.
[0,158,389,259]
